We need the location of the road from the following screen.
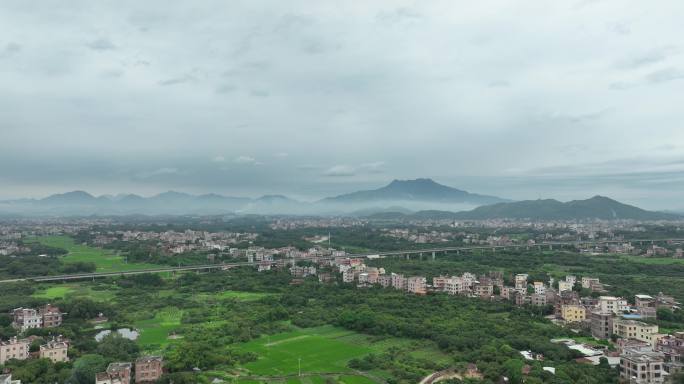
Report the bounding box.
[1,238,682,283]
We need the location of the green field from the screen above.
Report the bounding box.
[32,283,118,301]
[222,325,450,383]
[134,307,184,350]
[30,236,160,273]
[238,326,370,376]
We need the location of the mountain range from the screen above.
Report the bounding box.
[366,196,679,221]
[0,179,679,220]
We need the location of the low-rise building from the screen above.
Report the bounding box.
[407,276,427,295]
[590,311,613,339]
[619,348,666,383]
[39,304,63,328]
[10,308,42,331]
[558,281,573,293]
[0,337,29,364]
[599,296,629,315]
[39,338,69,363]
[135,356,163,383]
[561,305,586,323]
[613,319,660,344]
[96,362,132,384]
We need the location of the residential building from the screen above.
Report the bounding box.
[619,348,665,384]
[377,275,392,288]
[0,337,29,364]
[342,269,355,283]
[565,275,577,286]
[445,276,466,295]
[655,332,684,376]
[407,276,427,295]
[39,304,63,328]
[599,296,630,315]
[135,356,163,383]
[613,319,660,344]
[391,273,406,290]
[39,338,69,363]
[432,276,449,291]
[582,277,600,289]
[96,362,132,384]
[561,305,586,323]
[514,274,528,294]
[10,308,42,331]
[558,281,573,293]
[530,293,547,306]
[533,281,546,295]
[635,295,657,319]
[590,311,614,339]
[473,281,493,298]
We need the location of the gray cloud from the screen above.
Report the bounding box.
[0,1,682,209]
[645,67,684,83]
[86,38,117,50]
[0,42,21,58]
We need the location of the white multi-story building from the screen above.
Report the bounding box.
[533,281,546,295]
[558,281,573,292]
[599,296,630,315]
[515,274,528,294]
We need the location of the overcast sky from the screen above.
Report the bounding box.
[1,1,683,209]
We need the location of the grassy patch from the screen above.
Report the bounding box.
[134,307,184,350]
[237,326,372,376]
[32,283,118,301]
[29,236,160,273]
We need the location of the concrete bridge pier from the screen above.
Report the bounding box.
[405,254,409,260]
[432,251,436,260]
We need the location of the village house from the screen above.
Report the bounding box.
[39,337,69,363]
[590,311,613,339]
[635,295,658,319]
[0,337,29,364]
[39,304,63,328]
[96,362,132,384]
[561,305,586,323]
[558,280,573,292]
[619,348,666,384]
[10,308,42,331]
[598,296,629,315]
[135,356,163,383]
[613,319,661,345]
[406,276,427,295]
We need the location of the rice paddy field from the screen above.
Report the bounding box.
[207,325,452,384]
[29,235,160,272]
[134,307,184,350]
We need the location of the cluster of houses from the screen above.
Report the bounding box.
[90,229,259,255]
[95,356,163,384]
[553,290,682,383]
[0,305,69,369]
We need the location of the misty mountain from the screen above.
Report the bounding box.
[448,196,680,220]
[0,184,679,220]
[322,178,506,206]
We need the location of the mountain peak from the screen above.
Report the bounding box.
[323,178,506,205]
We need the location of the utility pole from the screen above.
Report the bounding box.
[298,357,302,377]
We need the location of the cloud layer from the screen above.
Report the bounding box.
[0,1,683,209]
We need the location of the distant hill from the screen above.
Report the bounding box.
[450,196,681,220]
[322,178,506,206]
